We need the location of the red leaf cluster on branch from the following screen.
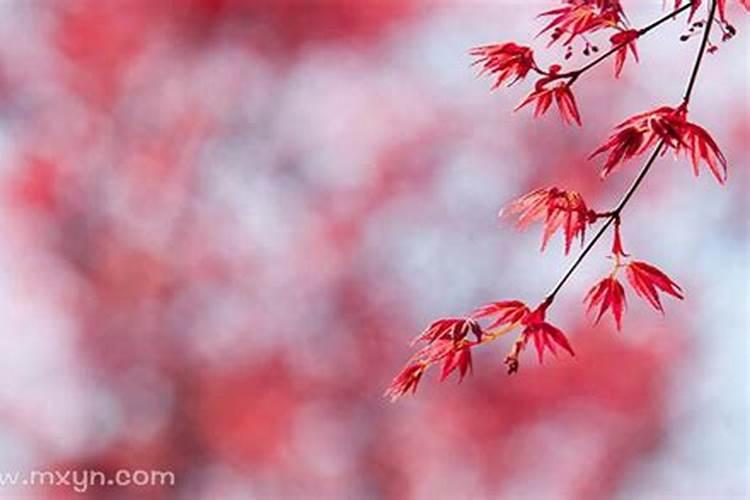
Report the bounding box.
[591,105,727,182]
[388,0,740,401]
[501,187,596,254]
[539,0,625,47]
[470,43,536,89]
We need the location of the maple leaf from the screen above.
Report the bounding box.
[584,276,627,330]
[592,106,728,181]
[590,106,684,177]
[610,29,639,77]
[501,187,593,254]
[387,318,485,400]
[385,363,425,401]
[522,321,575,364]
[591,106,685,174]
[502,301,574,373]
[675,118,728,184]
[626,261,684,313]
[538,1,623,46]
[472,300,530,329]
[408,338,473,384]
[439,343,473,382]
[412,317,483,345]
[516,77,582,126]
[519,301,575,364]
[470,42,536,89]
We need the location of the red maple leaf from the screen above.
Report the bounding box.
[584,276,627,330]
[591,106,728,181]
[385,363,425,400]
[610,29,639,78]
[626,261,684,313]
[412,317,483,345]
[519,302,575,364]
[674,117,728,184]
[538,1,623,46]
[472,300,530,329]
[590,106,685,177]
[387,318,485,400]
[470,42,536,89]
[516,75,582,125]
[501,187,594,254]
[439,343,473,382]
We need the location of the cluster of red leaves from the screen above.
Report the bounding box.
[591,106,727,182]
[472,300,575,374]
[470,43,536,89]
[584,225,683,330]
[539,0,626,46]
[385,300,576,400]
[390,0,739,402]
[501,187,596,254]
[585,261,684,330]
[472,300,530,329]
[508,301,575,369]
[471,1,637,125]
[385,319,483,401]
[516,68,582,126]
[469,43,583,125]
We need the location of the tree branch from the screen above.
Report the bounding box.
[544,0,717,303]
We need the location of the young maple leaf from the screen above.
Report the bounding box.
[472,300,530,329]
[439,343,473,382]
[522,321,575,364]
[592,106,728,181]
[584,276,627,330]
[412,317,483,345]
[674,118,728,184]
[470,42,536,89]
[516,75,582,125]
[387,318,484,400]
[502,301,574,373]
[610,29,639,77]
[626,261,684,313]
[538,1,624,46]
[385,363,425,400]
[518,301,575,365]
[386,339,467,401]
[590,106,684,177]
[501,187,594,254]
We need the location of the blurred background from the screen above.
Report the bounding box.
[0,1,746,499]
